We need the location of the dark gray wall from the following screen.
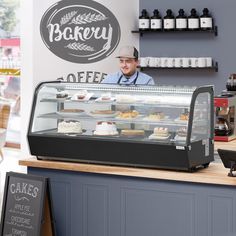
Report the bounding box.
[140,0,235,94]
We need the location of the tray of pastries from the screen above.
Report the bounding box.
[116,110,140,120]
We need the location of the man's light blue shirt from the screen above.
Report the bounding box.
[101,71,154,85]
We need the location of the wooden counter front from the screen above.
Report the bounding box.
[19,158,236,186]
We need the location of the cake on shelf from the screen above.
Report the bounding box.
[93,121,118,136]
[72,90,88,100]
[174,127,187,141]
[121,129,145,137]
[58,120,82,133]
[100,92,112,101]
[149,127,169,140]
[116,110,139,119]
[144,112,165,121]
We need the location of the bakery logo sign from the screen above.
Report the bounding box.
[40,0,121,63]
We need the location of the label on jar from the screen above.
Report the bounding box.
[163,19,175,29]
[151,19,162,29]
[188,18,199,29]
[200,17,213,28]
[139,19,149,29]
[176,18,187,29]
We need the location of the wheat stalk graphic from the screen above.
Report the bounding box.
[60,11,77,26]
[65,42,95,51]
[69,12,107,25]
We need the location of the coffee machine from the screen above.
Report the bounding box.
[214,74,236,141]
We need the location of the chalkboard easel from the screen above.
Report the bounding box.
[0,172,56,236]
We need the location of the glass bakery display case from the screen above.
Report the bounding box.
[27,81,214,171]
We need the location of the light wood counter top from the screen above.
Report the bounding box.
[19,158,236,187]
[215,140,236,152]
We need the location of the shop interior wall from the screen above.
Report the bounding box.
[140,0,235,94]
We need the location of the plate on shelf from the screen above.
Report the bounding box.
[88,110,119,118]
[71,92,94,102]
[148,134,171,140]
[95,97,116,103]
[56,109,85,117]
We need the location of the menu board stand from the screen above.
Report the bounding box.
[0,172,55,236]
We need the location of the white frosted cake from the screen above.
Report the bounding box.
[149,127,169,140]
[58,120,82,133]
[154,127,169,137]
[94,121,118,136]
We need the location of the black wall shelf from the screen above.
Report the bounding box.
[138,62,218,72]
[132,26,218,36]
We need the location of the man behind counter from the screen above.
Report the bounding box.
[101,45,155,85]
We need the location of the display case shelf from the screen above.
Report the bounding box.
[37,112,207,127]
[132,26,218,36]
[138,61,218,72]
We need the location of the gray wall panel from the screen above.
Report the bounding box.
[121,187,195,236]
[208,195,234,236]
[139,0,236,94]
[83,184,109,236]
[50,180,71,236]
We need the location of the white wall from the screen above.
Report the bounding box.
[21,0,139,155]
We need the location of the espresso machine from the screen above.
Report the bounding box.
[214,74,236,141]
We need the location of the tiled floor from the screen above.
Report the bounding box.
[0,147,26,212]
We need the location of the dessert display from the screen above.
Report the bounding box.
[58,120,82,133]
[93,121,118,136]
[56,91,68,99]
[121,129,145,137]
[116,110,139,119]
[144,112,165,121]
[149,127,169,140]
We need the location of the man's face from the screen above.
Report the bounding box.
[119,57,138,76]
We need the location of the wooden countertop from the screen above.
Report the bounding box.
[19,158,236,187]
[215,140,236,152]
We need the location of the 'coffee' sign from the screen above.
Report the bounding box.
[40,0,121,63]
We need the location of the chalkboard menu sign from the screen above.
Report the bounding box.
[0,172,55,236]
